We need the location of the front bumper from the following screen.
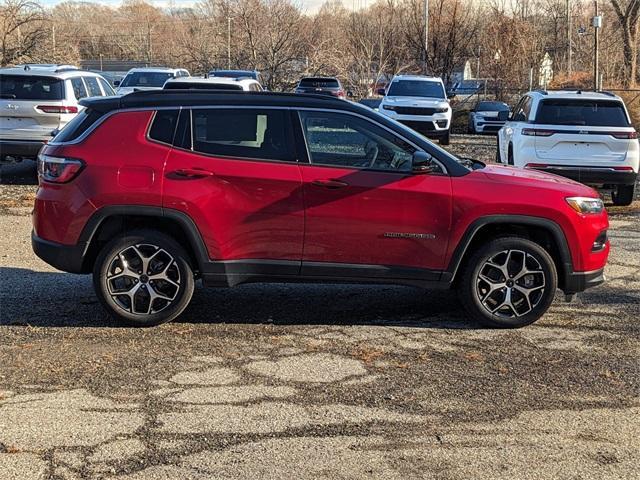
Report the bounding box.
[32,231,87,273]
[562,267,605,294]
[527,165,638,186]
[0,139,46,160]
[474,120,505,133]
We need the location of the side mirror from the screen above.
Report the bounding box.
[447,92,456,99]
[376,88,386,96]
[346,90,354,98]
[412,151,435,174]
[113,80,120,87]
[497,110,509,121]
[50,128,60,137]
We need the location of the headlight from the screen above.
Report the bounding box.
[382,105,396,111]
[566,197,604,214]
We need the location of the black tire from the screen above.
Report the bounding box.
[507,144,514,166]
[611,184,635,206]
[458,237,557,328]
[93,229,195,326]
[468,122,476,135]
[439,131,451,146]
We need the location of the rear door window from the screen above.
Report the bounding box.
[84,77,103,97]
[97,78,115,96]
[70,78,88,100]
[535,99,630,127]
[191,109,294,161]
[0,75,64,100]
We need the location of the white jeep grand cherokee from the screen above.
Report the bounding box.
[497,90,639,206]
[378,75,452,145]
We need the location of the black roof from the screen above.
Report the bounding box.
[81,90,361,113]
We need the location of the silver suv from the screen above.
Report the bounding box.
[0,64,115,163]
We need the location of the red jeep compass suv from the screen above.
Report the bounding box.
[32,91,609,327]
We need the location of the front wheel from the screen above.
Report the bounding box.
[439,130,451,146]
[611,184,635,206]
[458,237,558,328]
[93,229,195,326]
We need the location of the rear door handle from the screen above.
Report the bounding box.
[172,168,215,179]
[311,179,349,189]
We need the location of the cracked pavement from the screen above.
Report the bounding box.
[1,140,639,479]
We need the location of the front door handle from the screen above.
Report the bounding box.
[311,179,349,189]
[172,168,215,179]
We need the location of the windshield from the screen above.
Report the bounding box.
[121,72,173,88]
[0,75,64,100]
[387,80,445,99]
[476,102,509,112]
[535,99,630,127]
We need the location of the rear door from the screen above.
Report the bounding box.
[162,107,305,271]
[533,99,634,165]
[0,74,66,141]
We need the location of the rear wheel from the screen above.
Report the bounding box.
[93,229,195,326]
[439,130,451,146]
[611,184,635,206]
[458,237,557,328]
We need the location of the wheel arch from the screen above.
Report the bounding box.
[79,206,209,274]
[444,215,573,291]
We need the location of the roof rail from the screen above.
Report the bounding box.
[533,89,548,95]
[16,63,79,72]
[600,90,617,97]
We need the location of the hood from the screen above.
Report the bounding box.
[476,110,500,118]
[383,96,448,108]
[116,86,161,96]
[480,164,598,196]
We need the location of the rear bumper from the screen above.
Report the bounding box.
[527,166,638,186]
[562,267,605,294]
[32,231,87,273]
[0,139,45,160]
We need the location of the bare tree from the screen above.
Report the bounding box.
[609,0,640,87]
[0,0,47,66]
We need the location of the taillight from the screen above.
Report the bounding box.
[37,154,84,183]
[611,131,638,139]
[522,128,555,136]
[36,105,78,114]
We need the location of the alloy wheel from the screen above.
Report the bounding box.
[475,249,546,318]
[105,244,181,315]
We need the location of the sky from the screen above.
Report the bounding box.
[39,0,373,15]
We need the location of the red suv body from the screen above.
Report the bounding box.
[33,91,609,327]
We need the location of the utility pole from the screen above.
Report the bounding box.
[424,0,429,74]
[52,24,56,58]
[566,0,572,76]
[593,0,601,90]
[227,16,231,70]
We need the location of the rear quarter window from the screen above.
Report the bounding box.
[148,110,179,144]
[535,99,630,127]
[52,109,104,143]
[0,75,64,100]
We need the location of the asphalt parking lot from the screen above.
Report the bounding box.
[1,135,639,479]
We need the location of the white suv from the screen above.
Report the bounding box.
[115,67,190,95]
[0,64,115,163]
[163,76,263,91]
[497,90,639,205]
[378,75,452,145]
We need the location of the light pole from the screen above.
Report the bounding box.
[566,0,572,76]
[592,0,602,90]
[424,0,429,74]
[227,16,232,70]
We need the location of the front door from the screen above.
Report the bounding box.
[296,110,452,277]
[162,107,304,274]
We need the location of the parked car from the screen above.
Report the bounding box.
[468,101,510,134]
[115,68,189,95]
[0,64,115,163]
[358,98,382,111]
[208,69,264,87]
[163,76,262,91]
[497,90,639,206]
[378,75,453,145]
[294,77,346,98]
[33,90,609,328]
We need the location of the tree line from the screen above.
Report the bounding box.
[1,0,638,94]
